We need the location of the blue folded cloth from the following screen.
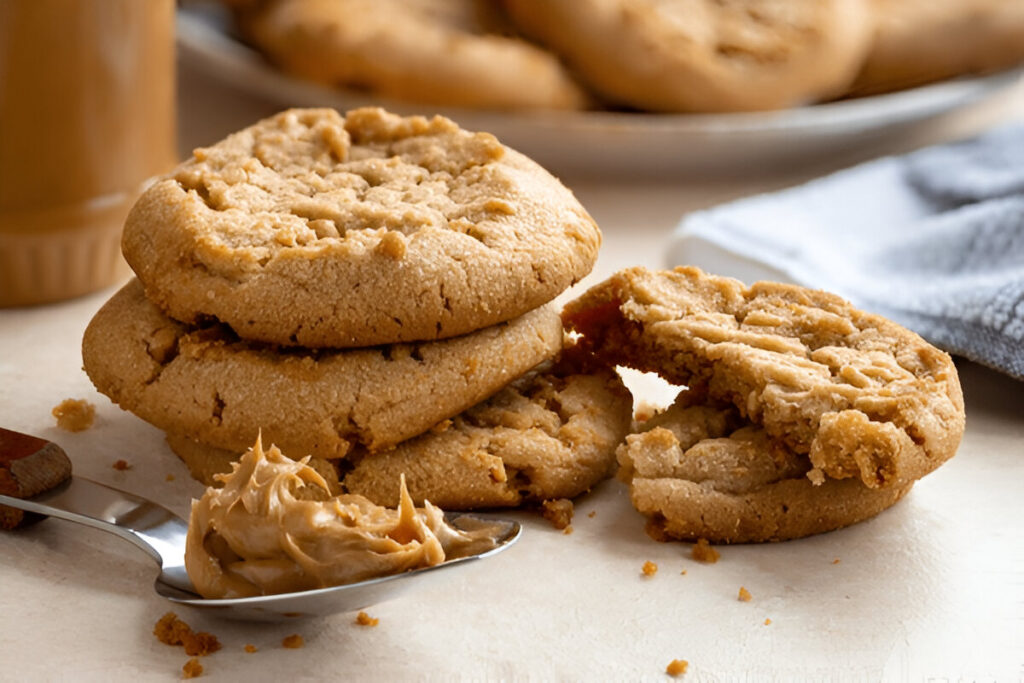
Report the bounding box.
[668,124,1024,380]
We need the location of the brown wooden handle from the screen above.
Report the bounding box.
[0,427,73,529]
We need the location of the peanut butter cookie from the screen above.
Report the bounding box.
[617,389,912,543]
[83,279,563,461]
[563,267,965,491]
[503,0,873,112]
[850,0,1024,95]
[239,0,589,110]
[340,355,633,509]
[122,107,600,347]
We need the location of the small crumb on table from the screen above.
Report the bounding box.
[691,538,720,564]
[154,612,221,656]
[764,618,772,625]
[642,560,658,577]
[355,611,379,627]
[832,558,841,565]
[113,459,131,471]
[541,498,574,530]
[166,473,176,481]
[182,657,203,679]
[738,586,752,602]
[666,659,689,676]
[282,634,304,648]
[52,398,95,432]
[244,644,258,653]
[587,510,596,518]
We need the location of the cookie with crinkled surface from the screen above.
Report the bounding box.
[122,107,600,348]
[503,0,873,112]
[563,266,965,490]
[618,389,912,543]
[239,0,589,110]
[340,355,633,509]
[83,279,563,461]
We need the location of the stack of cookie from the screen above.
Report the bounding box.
[83,107,633,509]
[564,266,966,543]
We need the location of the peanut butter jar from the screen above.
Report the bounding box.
[0,0,176,307]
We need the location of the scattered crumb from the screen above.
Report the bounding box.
[355,611,379,627]
[832,558,841,565]
[587,510,596,518]
[154,612,222,656]
[166,473,176,482]
[244,644,258,653]
[563,525,574,535]
[666,659,689,676]
[642,560,658,577]
[764,618,772,625]
[113,459,131,471]
[541,498,574,530]
[691,538,720,564]
[282,634,305,648]
[429,419,452,435]
[52,398,95,432]
[680,569,687,575]
[738,586,752,602]
[182,657,203,679]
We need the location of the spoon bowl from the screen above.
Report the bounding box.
[0,474,521,621]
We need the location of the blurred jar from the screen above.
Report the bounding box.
[0,0,176,307]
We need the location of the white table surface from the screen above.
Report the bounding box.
[1,57,1023,682]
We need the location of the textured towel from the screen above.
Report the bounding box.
[668,124,1024,380]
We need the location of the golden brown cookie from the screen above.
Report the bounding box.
[340,357,633,509]
[618,389,912,543]
[563,267,965,490]
[122,107,600,348]
[239,0,589,110]
[83,279,563,461]
[850,0,1024,95]
[503,0,873,112]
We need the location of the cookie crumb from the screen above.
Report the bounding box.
[154,612,222,657]
[738,586,752,602]
[587,510,596,518]
[113,459,131,471]
[764,618,772,625]
[680,569,687,575]
[563,525,574,535]
[691,538,720,564]
[832,558,841,565]
[642,560,658,577]
[244,644,258,653]
[166,473,176,481]
[666,659,688,676]
[282,634,304,648]
[52,398,95,432]
[355,611,379,627]
[541,498,574,530]
[376,230,406,260]
[182,657,203,679]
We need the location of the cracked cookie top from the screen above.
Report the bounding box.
[563,266,965,490]
[82,279,563,460]
[122,107,600,347]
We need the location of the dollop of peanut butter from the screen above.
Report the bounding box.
[185,436,497,599]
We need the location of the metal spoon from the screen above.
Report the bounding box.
[0,474,521,621]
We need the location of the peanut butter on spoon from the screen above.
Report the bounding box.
[185,436,498,599]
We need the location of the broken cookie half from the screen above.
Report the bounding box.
[564,266,965,542]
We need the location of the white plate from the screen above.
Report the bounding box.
[176,6,1023,177]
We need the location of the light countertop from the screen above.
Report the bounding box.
[1,57,1022,682]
